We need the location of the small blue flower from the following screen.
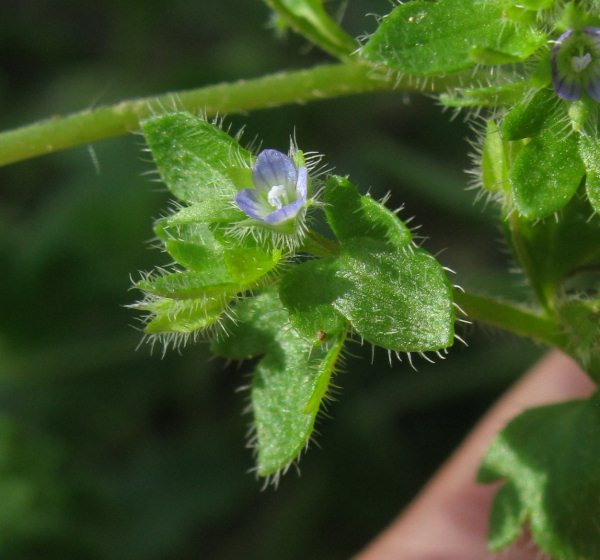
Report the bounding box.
[552,28,600,101]
[235,149,308,226]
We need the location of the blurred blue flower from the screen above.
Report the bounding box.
[552,28,600,101]
[235,149,308,225]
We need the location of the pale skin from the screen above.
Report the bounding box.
[355,351,596,560]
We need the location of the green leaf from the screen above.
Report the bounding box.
[155,221,281,287]
[264,0,357,59]
[488,482,527,551]
[360,0,545,76]
[578,134,600,213]
[137,270,240,299]
[481,120,509,193]
[279,257,347,342]
[439,82,529,108]
[479,393,600,558]
[511,127,585,219]
[323,175,412,248]
[558,297,600,382]
[505,189,600,305]
[139,294,232,334]
[212,291,346,476]
[141,112,252,204]
[281,238,454,352]
[501,88,557,141]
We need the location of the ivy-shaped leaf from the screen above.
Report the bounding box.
[479,393,600,559]
[212,290,345,476]
[360,0,546,76]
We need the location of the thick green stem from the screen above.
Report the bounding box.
[0,62,475,168]
[455,290,567,351]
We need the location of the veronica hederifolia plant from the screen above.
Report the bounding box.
[131,111,456,481]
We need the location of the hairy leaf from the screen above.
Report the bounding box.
[511,127,585,219]
[141,112,252,204]
[501,88,557,141]
[479,393,600,558]
[323,175,412,248]
[212,291,345,476]
[578,134,600,214]
[361,0,545,76]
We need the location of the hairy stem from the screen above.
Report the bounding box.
[0,62,474,168]
[455,290,567,351]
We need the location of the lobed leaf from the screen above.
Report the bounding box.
[360,0,545,76]
[282,238,454,352]
[479,393,600,559]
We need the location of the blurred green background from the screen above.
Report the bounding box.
[0,1,544,558]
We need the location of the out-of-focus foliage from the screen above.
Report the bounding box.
[0,0,543,558]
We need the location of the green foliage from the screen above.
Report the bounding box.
[212,291,345,476]
[579,134,600,214]
[511,126,585,219]
[264,0,357,58]
[141,113,252,204]
[506,191,600,307]
[323,175,412,248]
[360,0,545,76]
[479,393,600,559]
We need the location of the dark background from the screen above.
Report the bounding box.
[0,1,542,558]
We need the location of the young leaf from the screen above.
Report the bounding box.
[558,297,600,382]
[140,294,232,334]
[323,175,412,248]
[264,0,357,59]
[440,82,529,108]
[511,127,585,219]
[141,112,252,204]
[360,0,545,76]
[501,88,558,141]
[479,393,600,559]
[481,120,509,193]
[281,238,454,352]
[212,291,346,476]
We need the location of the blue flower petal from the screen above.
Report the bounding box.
[263,198,306,225]
[235,189,269,220]
[296,166,308,199]
[252,149,297,192]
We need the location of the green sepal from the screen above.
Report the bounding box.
[137,270,240,299]
[479,393,600,558]
[501,88,557,141]
[578,134,600,213]
[281,238,454,352]
[140,294,232,334]
[511,127,585,219]
[212,290,346,476]
[141,112,252,204]
[323,175,412,248]
[360,0,545,76]
[264,0,357,59]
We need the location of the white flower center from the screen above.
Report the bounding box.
[267,184,288,209]
[572,52,592,73]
